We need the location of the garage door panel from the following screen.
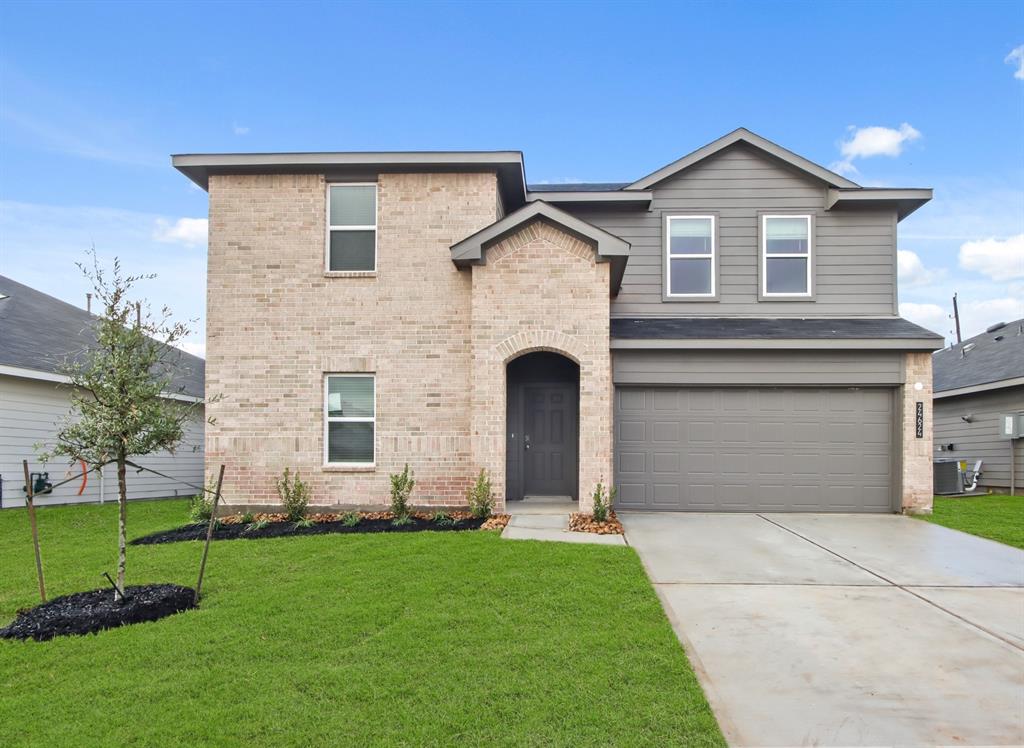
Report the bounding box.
[615,387,894,512]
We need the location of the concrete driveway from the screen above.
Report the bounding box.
[621,513,1024,747]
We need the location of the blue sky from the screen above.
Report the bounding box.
[1,0,1022,356]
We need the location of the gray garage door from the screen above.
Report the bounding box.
[615,387,895,512]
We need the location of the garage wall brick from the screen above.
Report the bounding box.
[901,352,934,513]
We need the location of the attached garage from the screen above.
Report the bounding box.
[614,386,896,512]
[610,346,914,513]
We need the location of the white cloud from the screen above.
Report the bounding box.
[178,340,207,358]
[901,297,1024,342]
[831,123,921,176]
[1006,45,1024,80]
[900,302,949,337]
[153,217,208,247]
[897,249,941,287]
[958,234,1024,280]
[233,123,250,135]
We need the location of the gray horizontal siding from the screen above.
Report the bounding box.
[0,375,205,508]
[934,386,1024,492]
[566,144,898,317]
[614,350,904,386]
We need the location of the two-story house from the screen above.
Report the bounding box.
[174,128,943,514]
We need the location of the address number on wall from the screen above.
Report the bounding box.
[915,402,924,438]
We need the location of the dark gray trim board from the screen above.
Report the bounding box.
[827,188,933,221]
[613,349,905,386]
[450,201,630,294]
[611,338,942,351]
[934,376,1024,400]
[526,190,653,207]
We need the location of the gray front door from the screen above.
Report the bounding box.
[523,385,577,496]
[614,387,895,512]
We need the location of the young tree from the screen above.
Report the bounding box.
[44,251,200,598]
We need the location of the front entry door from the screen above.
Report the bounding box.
[523,385,578,497]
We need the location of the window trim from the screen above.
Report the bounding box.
[325,183,378,273]
[323,373,376,468]
[664,213,719,300]
[759,213,814,300]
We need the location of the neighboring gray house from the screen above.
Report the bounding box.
[175,127,943,515]
[933,320,1024,494]
[0,276,206,508]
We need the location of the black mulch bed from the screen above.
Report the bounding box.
[0,584,197,642]
[131,515,488,546]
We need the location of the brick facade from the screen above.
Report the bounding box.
[900,352,934,513]
[468,221,613,511]
[206,172,498,508]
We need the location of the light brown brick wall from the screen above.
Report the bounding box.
[469,221,613,511]
[901,352,934,513]
[205,172,498,507]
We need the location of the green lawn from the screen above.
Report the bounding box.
[0,500,722,747]
[920,493,1024,549]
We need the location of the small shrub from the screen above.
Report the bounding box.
[432,510,454,527]
[240,511,255,524]
[294,517,315,529]
[275,467,310,522]
[340,511,361,527]
[389,464,415,519]
[188,492,214,523]
[591,480,616,523]
[391,514,414,527]
[467,469,494,519]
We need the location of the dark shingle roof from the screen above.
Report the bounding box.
[527,182,630,192]
[932,319,1024,393]
[0,275,204,399]
[611,317,945,341]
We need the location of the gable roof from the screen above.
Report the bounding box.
[0,275,205,400]
[627,127,862,190]
[933,319,1024,397]
[449,201,630,294]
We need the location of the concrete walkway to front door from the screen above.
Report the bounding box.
[621,512,1024,747]
[501,496,626,545]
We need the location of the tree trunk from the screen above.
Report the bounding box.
[116,452,128,601]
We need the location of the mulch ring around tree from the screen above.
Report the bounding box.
[0,584,197,642]
[568,512,625,535]
[131,511,511,546]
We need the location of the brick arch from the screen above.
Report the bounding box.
[486,221,597,266]
[495,330,584,366]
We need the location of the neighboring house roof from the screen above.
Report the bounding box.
[172,128,931,220]
[449,201,630,294]
[933,319,1024,398]
[611,317,945,351]
[0,275,205,400]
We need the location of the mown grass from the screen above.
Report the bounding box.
[920,493,1024,549]
[0,500,722,747]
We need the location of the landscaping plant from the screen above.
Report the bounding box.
[591,480,616,523]
[389,464,415,521]
[340,511,361,527]
[275,467,310,522]
[41,250,205,600]
[432,510,454,527]
[467,469,494,519]
[240,512,255,524]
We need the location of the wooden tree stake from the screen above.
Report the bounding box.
[22,460,46,602]
[194,464,226,604]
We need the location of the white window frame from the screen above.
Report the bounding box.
[665,214,717,298]
[325,183,378,272]
[761,214,812,297]
[323,373,376,467]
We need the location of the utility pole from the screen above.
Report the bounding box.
[952,293,962,344]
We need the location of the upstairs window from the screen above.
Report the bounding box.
[762,215,812,296]
[328,184,377,271]
[325,374,375,465]
[666,215,716,297]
